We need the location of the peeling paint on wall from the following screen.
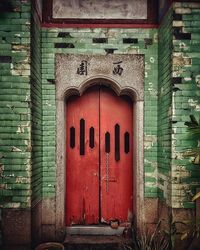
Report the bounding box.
[11,146,22,152]
[195,75,200,86]
[188,98,200,111]
[144,135,157,149]
[147,82,158,97]
[16,177,30,184]
[0,0,32,210]
[0,164,4,177]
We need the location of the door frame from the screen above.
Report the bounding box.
[55,77,144,239]
[55,51,144,240]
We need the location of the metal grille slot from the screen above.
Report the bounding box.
[115,124,120,161]
[124,132,130,154]
[80,119,85,155]
[70,127,75,148]
[89,127,95,149]
[105,132,110,153]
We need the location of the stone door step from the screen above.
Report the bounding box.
[63,235,132,250]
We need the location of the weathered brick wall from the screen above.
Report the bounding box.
[31,1,42,205]
[1,1,199,245]
[0,0,31,210]
[171,2,200,209]
[158,2,200,211]
[30,3,42,245]
[158,7,173,205]
[41,27,158,200]
[0,0,32,247]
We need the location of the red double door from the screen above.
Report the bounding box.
[66,86,133,226]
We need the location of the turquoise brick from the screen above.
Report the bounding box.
[145,187,158,193]
[183,202,195,209]
[182,14,200,21]
[145,193,158,198]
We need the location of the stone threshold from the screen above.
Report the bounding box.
[63,235,133,250]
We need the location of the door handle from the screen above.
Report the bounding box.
[102,177,117,182]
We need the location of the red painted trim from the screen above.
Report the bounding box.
[42,22,159,29]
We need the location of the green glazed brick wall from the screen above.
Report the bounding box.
[171,2,200,208]
[158,7,173,204]
[31,3,42,203]
[158,2,200,209]
[41,27,158,199]
[0,0,31,209]
[1,0,198,214]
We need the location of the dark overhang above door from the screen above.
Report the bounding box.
[42,0,159,26]
[53,0,148,20]
[39,0,200,28]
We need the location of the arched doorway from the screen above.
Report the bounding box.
[65,85,133,226]
[55,53,145,239]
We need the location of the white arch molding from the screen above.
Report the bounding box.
[55,54,144,240]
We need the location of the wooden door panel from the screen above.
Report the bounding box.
[66,86,133,226]
[66,87,100,225]
[100,87,133,224]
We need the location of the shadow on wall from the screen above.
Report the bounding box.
[0,1,14,16]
